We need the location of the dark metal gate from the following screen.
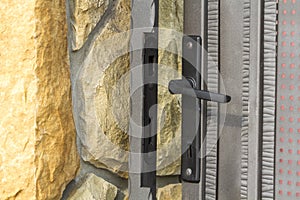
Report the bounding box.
[129,0,300,199]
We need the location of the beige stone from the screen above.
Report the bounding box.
[0,0,79,199]
[70,0,113,50]
[157,184,182,200]
[160,0,183,32]
[157,0,184,176]
[157,40,182,176]
[72,0,131,178]
[68,174,117,200]
[75,0,182,177]
[72,0,184,177]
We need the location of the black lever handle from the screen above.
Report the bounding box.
[169,79,231,103]
[173,35,231,183]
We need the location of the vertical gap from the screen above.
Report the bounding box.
[141,34,158,200]
[188,145,193,158]
[154,0,159,30]
[149,121,152,145]
[148,56,155,76]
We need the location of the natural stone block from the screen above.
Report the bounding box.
[70,0,113,50]
[72,0,184,177]
[157,184,182,200]
[0,0,79,199]
[157,40,182,176]
[72,0,131,178]
[156,0,183,176]
[160,0,183,31]
[68,174,118,200]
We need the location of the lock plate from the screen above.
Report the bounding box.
[181,35,202,183]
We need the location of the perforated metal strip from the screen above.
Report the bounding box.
[276,0,300,199]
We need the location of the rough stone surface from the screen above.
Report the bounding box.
[34,1,80,199]
[70,0,113,50]
[68,173,117,200]
[0,0,79,199]
[157,184,182,200]
[157,0,183,176]
[72,0,184,177]
[0,1,36,199]
[73,0,131,178]
[157,40,182,176]
[159,0,183,32]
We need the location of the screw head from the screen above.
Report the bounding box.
[186,168,193,176]
[186,41,193,49]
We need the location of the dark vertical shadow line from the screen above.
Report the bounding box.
[154,0,159,30]
[154,2,158,199]
[258,0,265,199]
[201,0,208,199]
[216,0,220,199]
[153,1,158,199]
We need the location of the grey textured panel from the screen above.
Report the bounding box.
[182,182,200,200]
[246,0,264,198]
[262,0,277,199]
[218,0,244,199]
[205,0,219,199]
[241,1,250,199]
[275,0,300,199]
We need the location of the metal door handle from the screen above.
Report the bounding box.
[167,35,231,183]
[169,79,231,103]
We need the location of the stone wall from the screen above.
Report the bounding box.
[0,0,79,199]
[0,0,184,199]
[65,0,184,199]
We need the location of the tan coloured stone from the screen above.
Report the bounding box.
[0,0,79,199]
[68,174,117,200]
[157,184,182,200]
[34,1,80,199]
[73,0,184,177]
[0,1,37,199]
[70,0,113,50]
